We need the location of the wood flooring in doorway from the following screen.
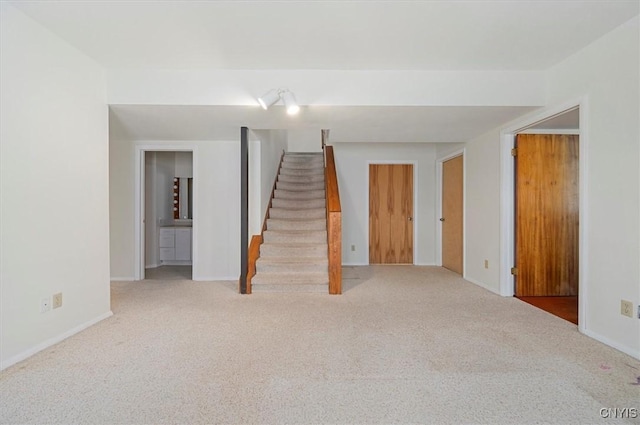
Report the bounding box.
[517,296,578,325]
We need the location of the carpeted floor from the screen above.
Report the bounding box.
[1,266,638,424]
[144,265,192,280]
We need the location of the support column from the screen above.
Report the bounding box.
[239,127,249,294]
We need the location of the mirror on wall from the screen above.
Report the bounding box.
[173,177,193,220]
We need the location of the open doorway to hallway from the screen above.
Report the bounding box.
[513,108,579,325]
[144,265,192,280]
[141,150,194,281]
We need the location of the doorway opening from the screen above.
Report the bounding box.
[135,146,197,281]
[507,107,580,325]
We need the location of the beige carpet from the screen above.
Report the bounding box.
[144,265,192,281]
[1,266,638,424]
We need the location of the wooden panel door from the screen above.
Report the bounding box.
[515,134,579,296]
[442,155,463,274]
[369,164,413,264]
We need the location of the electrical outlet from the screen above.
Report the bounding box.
[40,297,51,313]
[484,260,489,269]
[351,245,355,252]
[53,293,62,309]
[621,300,633,318]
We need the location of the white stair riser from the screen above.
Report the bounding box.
[251,283,328,293]
[279,168,325,176]
[280,164,324,174]
[275,189,325,200]
[260,244,327,257]
[267,218,327,231]
[278,174,325,183]
[281,161,324,167]
[256,261,328,274]
[263,231,327,244]
[252,271,328,285]
[271,198,326,209]
[284,154,323,159]
[281,162,324,169]
[276,181,325,191]
[269,208,325,219]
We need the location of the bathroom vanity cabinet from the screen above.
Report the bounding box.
[159,227,192,264]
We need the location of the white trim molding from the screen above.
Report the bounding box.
[1,311,114,371]
[464,276,501,296]
[581,329,640,360]
[134,144,198,281]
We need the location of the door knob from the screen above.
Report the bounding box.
[440,218,445,222]
[408,217,413,221]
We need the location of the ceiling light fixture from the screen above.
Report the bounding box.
[257,89,281,110]
[281,90,300,115]
[257,88,300,115]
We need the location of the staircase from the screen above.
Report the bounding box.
[251,152,329,293]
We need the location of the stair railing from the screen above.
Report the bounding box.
[323,143,342,294]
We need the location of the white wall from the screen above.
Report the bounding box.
[109,112,135,277]
[288,128,322,152]
[143,151,177,268]
[546,16,639,357]
[260,130,288,223]
[175,151,193,177]
[109,134,241,281]
[333,143,437,265]
[108,69,546,107]
[249,132,262,237]
[461,16,640,358]
[144,152,158,268]
[248,130,288,236]
[0,4,111,369]
[155,152,176,224]
[459,132,502,292]
[436,143,465,159]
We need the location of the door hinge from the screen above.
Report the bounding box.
[511,148,517,157]
[510,267,518,275]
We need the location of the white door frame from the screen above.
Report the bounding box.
[366,160,419,265]
[435,149,465,276]
[499,97,587,332]
[135,144,198,280]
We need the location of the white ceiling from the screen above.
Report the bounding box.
[529,108,580,130]
[11,0,639,70]
[11,1,637,142]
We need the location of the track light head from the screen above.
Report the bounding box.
[257,88,300,115]
[282,90,300,115]
[257,89,281,110]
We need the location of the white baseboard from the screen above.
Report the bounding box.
[145,263,160,269]
[581,328,640,360]
[160,261,192,266]
[110,277,134,282]
[193,275,238,282]
[342,263,438,267]
[463,276,501,296]
[1,311,114,371]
